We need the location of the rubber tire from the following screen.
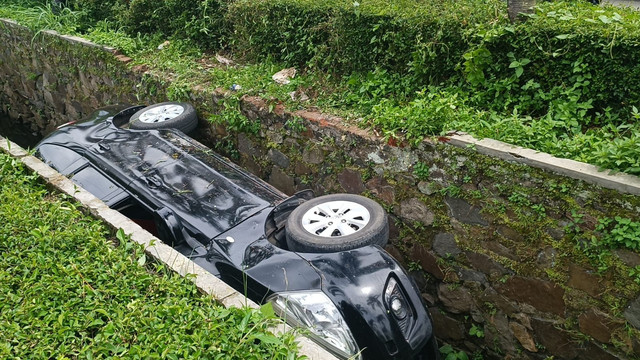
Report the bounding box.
[286,194,389,253]
[129,102,198,134]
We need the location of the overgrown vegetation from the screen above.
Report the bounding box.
[440,344,470,360]
[597,216,640,251]
[573,215,640,286]
[0,152,300,359]
[1,0,640,174]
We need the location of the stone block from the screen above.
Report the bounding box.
[578,308,623,344]
[614,249,640,267]
[220,292,259,309]
[237,133,256,155]
[625,295,640,330]
[194,274,238,301]
[294,335,340,360]
[430,307,466,341]
[458,269,488,287]
[268,148,290,168]
[399,198,434,226]
[437,283,475,314]
[20,156,60,180]
[433,233,461,258]
[479,287,518,315]
[531,318,579,359]
[302,146,324,164]
[567,264,605,297]
[0,136,27,157]
[366,176,395,204]
[411,244,444,280]
[537,247,558,268]
[266,130,283,145]
[445,196,489,226]
[417,180,439,195]
[498,276,565,316]
[466,252,510,278]
[484,240,519,261]
[241,156,266,179]
[268,166,295,195]
[633,335,640,356]
[510,321,537,352]
[294,161,312,176]
[337,168,365,194]
[496,225,524,242]
[484,312,516,355]
[580,343,623,360]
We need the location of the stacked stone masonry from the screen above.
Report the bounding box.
[2,18,640,360]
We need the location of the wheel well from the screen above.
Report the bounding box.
[265,191,315,250]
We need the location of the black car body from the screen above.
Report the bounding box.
[36,104,439,360]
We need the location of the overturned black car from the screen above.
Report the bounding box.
[36,102,439,360]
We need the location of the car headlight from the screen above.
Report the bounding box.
[267,291,361,360]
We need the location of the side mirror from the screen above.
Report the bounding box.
[153,207,185,246]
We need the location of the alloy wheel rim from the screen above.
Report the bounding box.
[301,200,370,237]
[139,104,184,123]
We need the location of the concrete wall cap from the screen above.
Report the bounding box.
[447,133,640,196]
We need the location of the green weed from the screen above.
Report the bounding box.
[407,261,423,272]
[629,266,640,285]
[208,98,260,135]
[284,116,306,133]
[596,216,640,251]
[469,324,485,338]
[441,185,462,198]
[440,344,469,360]
[413,162,430,181]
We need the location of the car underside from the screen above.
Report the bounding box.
[36,103,440,360]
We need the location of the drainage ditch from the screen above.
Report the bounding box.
[0,112,42,149]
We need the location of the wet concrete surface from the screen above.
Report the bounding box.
[0,111,42,149]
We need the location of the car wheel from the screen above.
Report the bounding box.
[286,194,389,253]
[129,102,198,134]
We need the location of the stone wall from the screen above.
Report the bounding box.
[2,18,640,360]
[0,19,165,135]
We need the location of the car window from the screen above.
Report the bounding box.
[37,144,87,175]
[72,166,129,207]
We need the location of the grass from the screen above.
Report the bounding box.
[0,152,301,359]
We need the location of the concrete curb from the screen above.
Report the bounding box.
[0,135,337,360]
[448,133,640,196]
